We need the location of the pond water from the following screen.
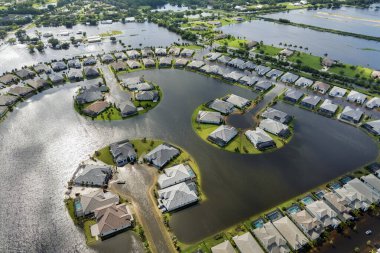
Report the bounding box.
[0,69,377,251]
[218,19,380,69]
[226,112,255,129]
[263,5,380,37]
[0,22,184,74]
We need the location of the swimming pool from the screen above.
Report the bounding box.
[252,218,265,229]
[301,196,315,205]
[287,205,301,215]
[330,182,342,190]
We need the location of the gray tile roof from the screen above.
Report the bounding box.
[208,99,234,114]
[48,73,64,83]
[25,78,49,90]
[261,107,290,124]
[8,86,35,97]
[73,164,112,186]
[187,60,205,69]
[155,48,167,56]
[362,119,380,135]
[0,74,18,85]
[319,99,338,114]
[84,67,99,77]
[157,163,195,189]
[15,68,35,79]
[328,86,347,98]
[245,128,275,149]
[144,143,180,168]
[135,90,159,101]
[285,89,303,101]
[0,95,19,106]
[255,80,273,91]
[295,77,313,87]
[259,118,289,137]
[239,75,259,86]
[197,110,222,124]
[122,76,144,87]
[255,65,271,75]
[208,125,238,146]
[110,141,137,166]
[266,69,283,78]
[126,60,141,69]
[281,72,299,83]
[127,82,154,91]
[51,61,67,71]
[67,59,82,68]
[226,94,250,108]
[301,95,321,107]
[340,106,363,122]
[118,101,137,117]
[157,181,198,212]
[142,58,156,67]
[83,57,97,66]
[223,71,244,82]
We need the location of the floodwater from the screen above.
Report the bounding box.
[0,22,184,74]
[226,112,255,129]
[218,19,380,69]
[263,5,380,37]
[0,69,377,251]
[318,213,380,253]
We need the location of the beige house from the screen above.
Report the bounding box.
[273,216,309,250]
[233,232,264,253]
[91,203,134,238]
[211,240,235,253]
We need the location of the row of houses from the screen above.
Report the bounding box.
[157,163,199,212]
[210,170,380,253]
[0,46,195,87]
[204,51,380,111]
[0,61,102,119]
[283,88,367,124]
[275,70,379,111]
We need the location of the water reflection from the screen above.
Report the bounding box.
[0,69,377,251]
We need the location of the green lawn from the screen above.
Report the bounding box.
[329,65,373,79]
[99,30,122,37]
[65,198,78,224]
[288,52,323,69]
[255,44,282,56]
[215,38,248,49]
[178,44,203,50]
[95,105,122,120]
[95,146,115,165]
[84,220,97,245]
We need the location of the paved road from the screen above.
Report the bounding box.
[110,164,176,253]
[99,64,132,104]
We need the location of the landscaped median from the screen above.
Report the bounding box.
[191,101,292,155]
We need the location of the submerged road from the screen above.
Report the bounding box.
[0,69,378,252]
[110,164,176,253]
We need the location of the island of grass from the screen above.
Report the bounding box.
[99,30,122,37]
[191,102,292,154]
[94,138,204,200]
[74,84,162,121]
